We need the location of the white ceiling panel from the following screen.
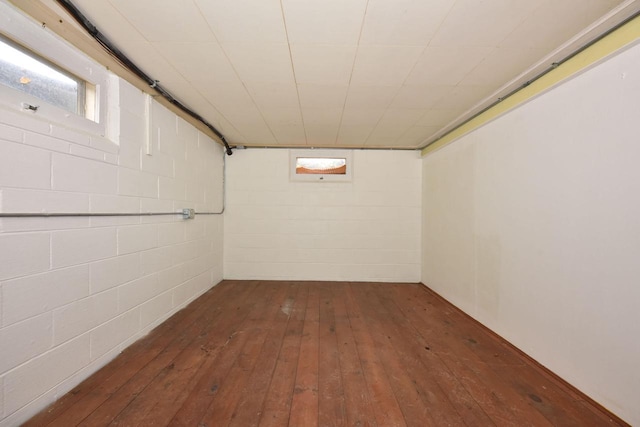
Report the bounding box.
[431,85,498,110]
[152,41,238,84]
[416,109,464,127]
[223,43,295,84]
[113,41,187,91]
[109,0,216,43]
[350,45,424,86]
[501,0,622,49]
[302,108,343,146]
[429,0,542,47]
[360,0,455,45]
[281,0,368,45]
[302,108,344,128]
[184,97,246,142]
[269,128,307,146]
[367,108,427,142]
[336,129,373,146]
[365,138,406,147]
[219,105,268,128]
[460,47,549,86]
[197,79,256,111]
[261,107,305,124]
[291,45,357,85]
[396,126,442,147]
[305,130,340,146]
[262,108,307,145]
[340,108,387,128]
[390,85,453,110]
[71,0,145,42]
[405,46,494,86]
[43,0,631,149]
[297,85,348,109]
[222,106,276,144]
[194,0,287,44]
[245,83,300,110]
[336,108,386,145]
[344,86,400,110]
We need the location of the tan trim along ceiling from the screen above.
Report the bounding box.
[8,0,640,149]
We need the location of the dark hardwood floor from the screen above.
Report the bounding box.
[25,280,625,426]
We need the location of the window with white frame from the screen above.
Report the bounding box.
[290,150,353,182]
[0,34,95,119]
[0,1,113,140]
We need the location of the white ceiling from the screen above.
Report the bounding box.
[55,0,633,148]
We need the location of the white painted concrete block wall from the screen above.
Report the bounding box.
[224,149,421,282]
[0,80,224,426]
[421,42,640,425]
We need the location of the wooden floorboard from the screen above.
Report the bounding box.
[26,280,627,427]
[288,283,320,427]
[258,283,308,427]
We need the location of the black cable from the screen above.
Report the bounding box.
[55,0,233,155]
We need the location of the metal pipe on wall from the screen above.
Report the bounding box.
[0,152,227,218]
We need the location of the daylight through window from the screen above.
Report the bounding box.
[0,34,93,119]
[296,157,347,175]
[290,150,353,182]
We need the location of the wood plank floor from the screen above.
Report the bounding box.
[26,280,625,427]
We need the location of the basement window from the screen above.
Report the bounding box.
[0,1,114,142]
[290,150,353,182]
[296,157,346,175]
[0,35,94,119]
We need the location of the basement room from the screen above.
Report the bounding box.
[0,0,639,425]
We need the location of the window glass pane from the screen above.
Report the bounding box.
[296,157,347,175]
[0,36,81,114]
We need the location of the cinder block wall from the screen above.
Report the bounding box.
[224,149,422,282]
[0,79,224,426]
